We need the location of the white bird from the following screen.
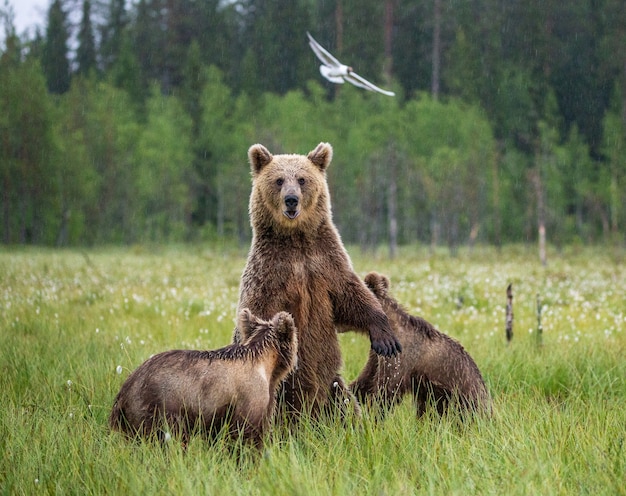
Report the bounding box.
[306,32,395,97]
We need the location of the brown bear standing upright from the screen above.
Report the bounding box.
[234,142,401,419]
[351,272,491,417]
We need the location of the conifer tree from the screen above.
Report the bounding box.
[76,0,97,76]
[42,0,70,94]
[99,0,127,72]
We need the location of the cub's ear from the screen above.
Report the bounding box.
[380,274,390,293]
[237,308,254,339]
[273,311,296,335]
[307,142,333,171]
[248,144,273,175]
[364,272,389,297]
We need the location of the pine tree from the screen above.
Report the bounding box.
[133,0,165,91]
[1,1,17,43]
[109,31,145,116]
[42,0,70,94]
[76,0,97,76]
[99,0,127,72]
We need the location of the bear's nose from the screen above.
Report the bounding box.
[285,195,299,209]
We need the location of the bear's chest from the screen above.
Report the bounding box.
[254,239,330,279]
[250,248,333,308]
[279,254,329,293]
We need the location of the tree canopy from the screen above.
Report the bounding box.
[1,0,625,251]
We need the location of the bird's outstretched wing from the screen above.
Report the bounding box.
[307,32,341,68]
[306,32,395,97]
[346,72,396,97]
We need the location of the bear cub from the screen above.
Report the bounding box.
[351,272,491,417]
[109,309,298,447]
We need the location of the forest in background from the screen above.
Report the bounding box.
[1,0,626,254]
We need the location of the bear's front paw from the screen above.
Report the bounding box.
[371,335,402,357]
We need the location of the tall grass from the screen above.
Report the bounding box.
[1,245,624,495]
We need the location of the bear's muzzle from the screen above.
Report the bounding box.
[283,195,300,219]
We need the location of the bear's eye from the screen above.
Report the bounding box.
[276,178,284,186]
[298,178,305,186]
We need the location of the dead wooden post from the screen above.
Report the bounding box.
[506,283,514,343]
[536,293,543,346]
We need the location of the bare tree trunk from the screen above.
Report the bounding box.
[506,284,513,343]
[430,212,439,254]
[492,142,503,248]
[599,205,610,239]
[608,54,624,239]
[622,58,626,124]
[432,0,441,99]
[384,0,395,84]
[387,144,398,259]
[2,173,10,244]
[19,185,27,244]
[336,0,343,50]
[536,293,543,347]
[373,187,384,253]
[610,171,619,236]
[448,212,458,257]
[333,0,344,100]
[530,167,547,266]
[57,208,70,247]
[538,223,546,265]
[468,223,479,252]
[217,182,224,237]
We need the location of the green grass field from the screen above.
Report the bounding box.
[1,245,624,495]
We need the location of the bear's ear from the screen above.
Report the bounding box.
[380,274,390,293]
[238,308,254,337]
[248,144,273,174]
[307,142,333,171]
[273,311,296,335]
[364,272,389,297]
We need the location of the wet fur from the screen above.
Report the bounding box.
[351,272,491,417]
[109,309,298,447]
[235,143,400,419]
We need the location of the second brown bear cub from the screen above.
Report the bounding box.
[351,272,491,417]
[109,309,298,447]
[235,143,401,418]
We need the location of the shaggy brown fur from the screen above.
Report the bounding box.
[109,309,298,447]
[350,272,491,417]
[234,143,400,419]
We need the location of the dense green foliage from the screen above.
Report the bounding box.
[1,246,624,493]
[1,0,626,248]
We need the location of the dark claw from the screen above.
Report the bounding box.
[372,337,402,357]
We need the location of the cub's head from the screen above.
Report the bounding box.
[364,272,391,300]
[237,307,265,343]
[364,272,435,338]
[247,143,333,232]
[238,308,298,384]
[237,308,298,369]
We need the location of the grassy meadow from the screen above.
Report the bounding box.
[1,244,625,495]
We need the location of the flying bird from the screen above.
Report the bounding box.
[306,32,395,97]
